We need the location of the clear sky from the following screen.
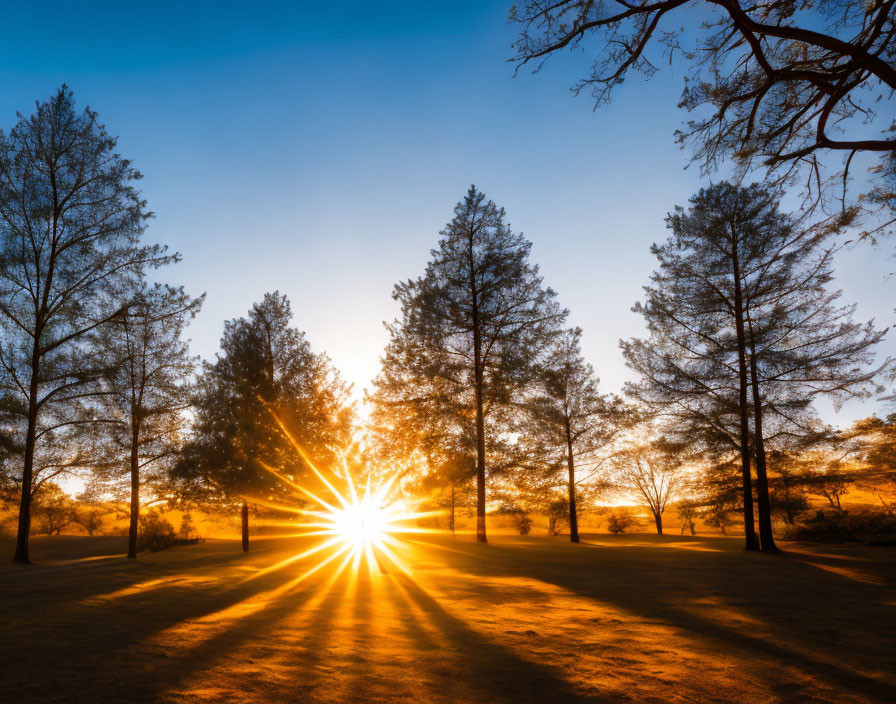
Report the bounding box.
[0,1,891,425]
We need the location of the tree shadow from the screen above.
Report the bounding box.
[414,535,896,703]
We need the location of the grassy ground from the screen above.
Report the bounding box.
[1,533,894,704]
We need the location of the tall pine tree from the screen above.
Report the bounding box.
[624,182,887,552]
[99,283,203,559]
[383,186,566,543]
[174,292,352,552]
[0,87,172,563]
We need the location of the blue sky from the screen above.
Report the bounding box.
[0,1,891,424]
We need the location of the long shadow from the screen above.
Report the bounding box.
[387,570,611,703]
[414,535,896,703]
[0,539,354,703]
[153,569,351,704]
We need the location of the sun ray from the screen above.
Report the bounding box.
[252,407,433,578]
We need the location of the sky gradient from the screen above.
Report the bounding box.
[1,1,891,425]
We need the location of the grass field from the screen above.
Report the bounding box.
[1,533,894,704]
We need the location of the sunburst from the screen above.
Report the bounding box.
[254,404,436,577]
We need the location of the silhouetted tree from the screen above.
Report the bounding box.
[73,482,108,536]
[698,460,741,535]
[676,500,698,535]
[521,327,623,542]
[367,315,478,528]
[624,182,887,552]
[32,482,76,536]
[173,292,352,552]
[613,438,686,535]
[847,415,896,507]
[100,283,203,558]
[510,1,896,233]
[386,186,567,543]
[0,87,171,563]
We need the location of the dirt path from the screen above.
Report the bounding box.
[1,534,894,703]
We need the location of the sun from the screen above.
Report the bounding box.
[331,494,388,551]
[300,474,412,567]
[255,405,438,576]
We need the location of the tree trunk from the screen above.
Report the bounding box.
[127,420,141,559]
[747,334,778,553]
[730,225,759,551]
[13,342,42,564]
[241,502,250,552]
[654,512,663,535]
[565,419,580,543]
[450,482,456,536]
[468,229,487,544]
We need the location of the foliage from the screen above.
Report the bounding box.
[0,86,173,562]
[136,509,176,552]
[784,508,896,545]
[676,500,698,536]
[173,292,353,550]
[607,513,632,535]
[32,483,76,536]
[494,503,534,536]
[545,498,569,537]
[612,437,686,534]
[371,186,566,542]
[98,282,202,557]
[519,327,626,542]
[178,512,195,541]
[624,181,888,550]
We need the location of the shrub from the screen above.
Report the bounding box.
[607,513,632,535]
[493,503,532,536]
[784,508,896,545]
[137,510,177,552]
[514,513,533,536]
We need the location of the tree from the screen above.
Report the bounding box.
[676,500,698,535]
[848,415,896,507]
[73,482,108,536]
[622,184,768,549]
[521,327,623,542]
[32,482,76,536]
[510,1,896,234]
[696,459,742,536]
[100,283,203,558]
[607,513,633,534]
[624,182,887,552]
[766,457,812,526]
[178,511,195,541]
[174,292,353,552]
[367,316,479,533]
[386,186,567,543]
[0,87,171,563]
[613,438,686,535]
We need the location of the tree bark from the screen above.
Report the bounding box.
[654,512,663,535]
[450,482,456,536]
[468,228,487,544]
[565,417,580,543]
[747,330,779,553]
[13,339,43,564]
[241,502,250,552]
[730,222,759,551]
[127,419,140,559]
